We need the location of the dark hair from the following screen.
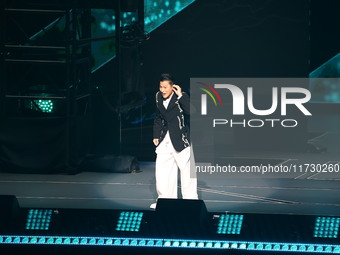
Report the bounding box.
[160,73,174,85]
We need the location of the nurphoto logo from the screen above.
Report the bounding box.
[197,81,312,128]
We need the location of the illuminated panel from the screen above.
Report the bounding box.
[217,214,244,234]
[314,217,340,239]
[25,209,53,231]
[116,211,143,232]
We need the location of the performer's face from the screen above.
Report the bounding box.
[159,81,174,99]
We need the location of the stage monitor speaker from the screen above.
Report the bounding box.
[155,199,209,238]
[80,155,139,173]
[0,195,20,233]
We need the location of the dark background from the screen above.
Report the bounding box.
[1,0,340,173]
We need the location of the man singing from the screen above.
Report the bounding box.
[150,73,198,209]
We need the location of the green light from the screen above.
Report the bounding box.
[116,211,143,232]
[314,217,340,238]
[217,214,244,234]
[25,209,53,231]
[27,99,54,113]
[34,99,53,112]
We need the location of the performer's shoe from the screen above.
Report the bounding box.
[149,203,157,210]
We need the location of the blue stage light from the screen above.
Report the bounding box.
[122,239,130,245]
[273,244,280,250]
[239,243,246,249]
[181,241,188,247]
[189,241,196,247]
[314,217,340,238]
[197,241,204,247]
[1,235,340,253]
[265,244,272,250]
[290,245,298,251]
[25,209,53,231]
[116,211,143,232]
[72,238,79,244]
[214,242,221,248]
[217,214,244,234]
[30,237,37,243]
[147,240,155,246]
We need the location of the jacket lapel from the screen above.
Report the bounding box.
[157,92,167,114]
[166,93,178,111]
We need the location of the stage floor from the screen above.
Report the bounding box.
[0,147,339,217]
[0,114,339,217]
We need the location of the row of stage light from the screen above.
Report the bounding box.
[0,235,340,253]
[0,196,339,254]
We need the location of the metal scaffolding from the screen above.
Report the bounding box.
[1,0,92,118]
[0,0,144,173]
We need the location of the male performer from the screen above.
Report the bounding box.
[150,73,198,209]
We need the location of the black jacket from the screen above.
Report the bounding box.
[153,91,190,152]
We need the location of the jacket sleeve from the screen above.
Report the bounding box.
[153,108,163,139]
[177,92,190,115]
[153,92,163,139]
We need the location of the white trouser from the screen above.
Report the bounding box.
[155,135,198,200]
